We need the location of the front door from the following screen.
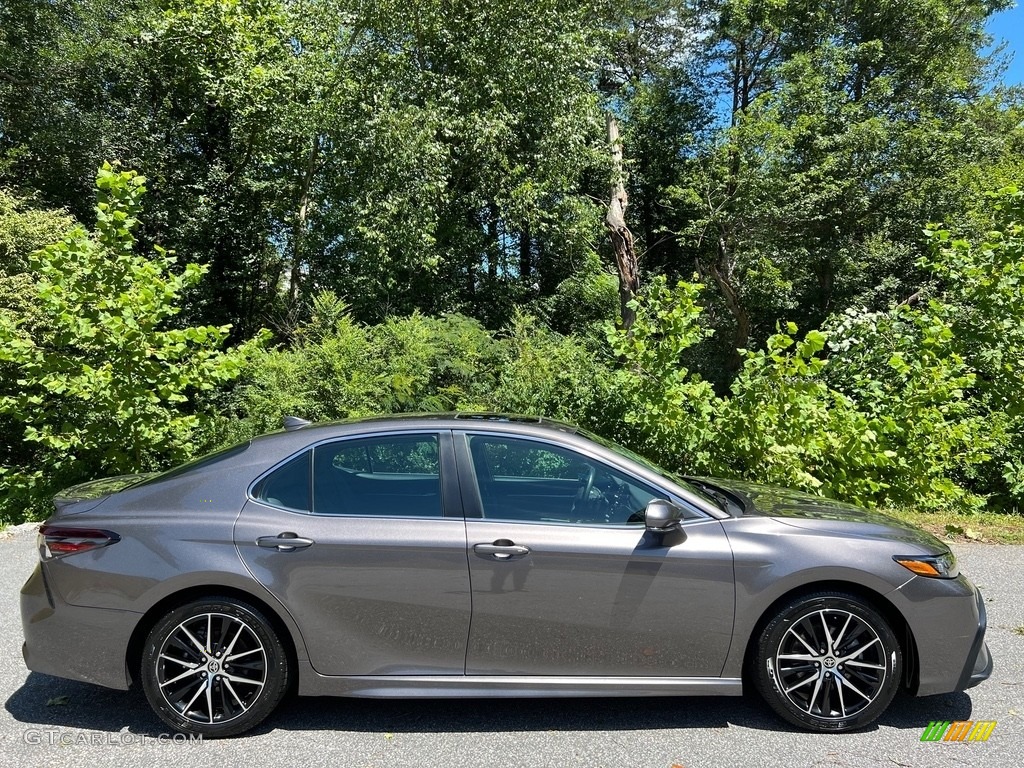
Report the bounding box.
[458,432,735,677]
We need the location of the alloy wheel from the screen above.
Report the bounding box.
[154,611,268,726]
[755,592,901,732]
[774,607,887,721]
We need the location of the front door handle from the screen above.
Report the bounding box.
[257,532,315,552]
[474,540,530,560]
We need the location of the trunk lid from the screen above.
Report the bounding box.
[52,473,156,515]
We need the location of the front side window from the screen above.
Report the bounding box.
[312,434,442,517]
[467,435,658,524]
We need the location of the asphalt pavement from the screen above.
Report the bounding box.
[0,523,1021,767]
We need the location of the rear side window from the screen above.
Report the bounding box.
[313,434,441,517]
[254,452,311,512]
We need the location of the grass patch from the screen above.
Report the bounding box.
[883,507,1024,545]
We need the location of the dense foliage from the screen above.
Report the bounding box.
[0,166,251,519]
[1,0,1023,522]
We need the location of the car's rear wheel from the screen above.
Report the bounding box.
[754,592,901,732]
[141,597,289,738]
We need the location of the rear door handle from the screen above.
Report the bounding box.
[474,540,530,560]
[257,532,314,552]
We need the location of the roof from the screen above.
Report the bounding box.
[279,412,580,433]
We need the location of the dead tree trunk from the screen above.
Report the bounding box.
[605,112,640,330]
[289,134,320,303]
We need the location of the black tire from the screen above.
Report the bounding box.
[141,597,289,738]
[754,592,902,732]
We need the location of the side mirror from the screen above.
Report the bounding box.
[644,499,682,533]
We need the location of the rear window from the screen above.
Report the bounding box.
[131,441,252,488]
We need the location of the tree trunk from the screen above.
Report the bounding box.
[487,202,498,279]
[290,134,319,303]
[605,112,639,330]
[519,223,531,282]
[710,236,750,372]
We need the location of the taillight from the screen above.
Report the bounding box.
[38,525,121,560]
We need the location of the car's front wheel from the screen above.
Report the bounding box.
[141,597,289,738]
[754,592,902,732]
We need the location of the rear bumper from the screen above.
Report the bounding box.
[20,563,137,690]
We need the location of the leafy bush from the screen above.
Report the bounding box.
[0,192,77,511]
[608,273,996,512]
[4,185,1021,522]
[919,187,1024,510]
[716,325,892,504]
[542,255,619,334]
[824,305,992,511]
[0,165,248,522]
[488,311,624,433]
[201,297,505,447]
[201,296,624,450]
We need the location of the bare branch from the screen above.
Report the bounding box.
[0,71,29,87]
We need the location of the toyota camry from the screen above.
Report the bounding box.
[20,413,991,737]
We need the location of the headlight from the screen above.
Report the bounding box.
[893,551,959,579]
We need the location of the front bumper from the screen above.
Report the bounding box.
[21,563,138,690]
[899,575,991,696]
[957,587,992,690]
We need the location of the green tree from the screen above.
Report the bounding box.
[1,0,611,335]
[0,191,77,509]
[305,0,607,327]
[661,0,1016,380]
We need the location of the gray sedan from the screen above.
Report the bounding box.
[20,413,991,737]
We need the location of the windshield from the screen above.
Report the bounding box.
[577,427,721,508]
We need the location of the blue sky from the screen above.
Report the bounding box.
[987,2,1024,85]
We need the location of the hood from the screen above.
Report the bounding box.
[689,476,948,550]
[53,473,157,515]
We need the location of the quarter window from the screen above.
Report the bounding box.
[254,451,311,512]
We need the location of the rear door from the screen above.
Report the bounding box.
[234,430,471,676]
